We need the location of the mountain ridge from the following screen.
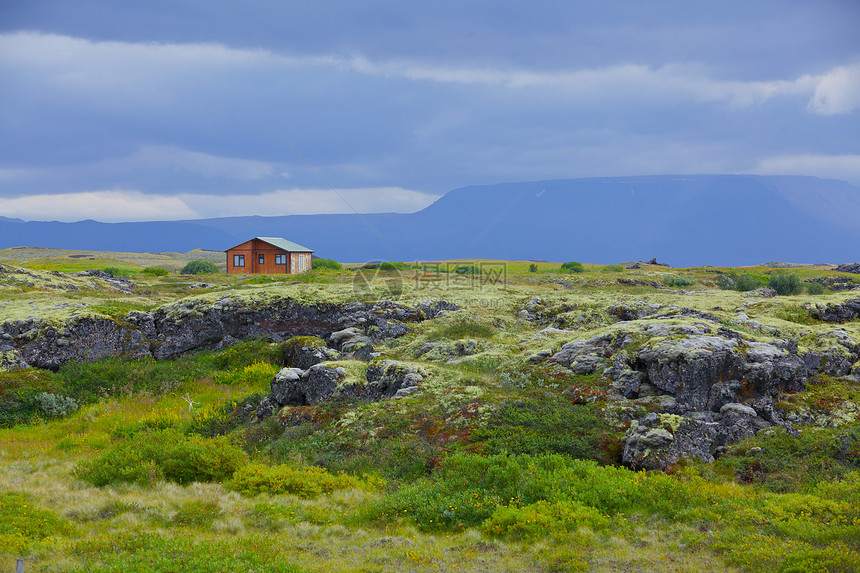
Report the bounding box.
[1,174,858,267]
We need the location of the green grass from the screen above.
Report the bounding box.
[3,251,860,571]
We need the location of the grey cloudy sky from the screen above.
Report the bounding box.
[1,0,859,221]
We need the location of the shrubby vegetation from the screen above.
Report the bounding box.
[102,266,133,278]
[2,257,859,571]
[73,429,247,486]
[560,261,585,273]
[34,392,78,418]
[142,266,170,276]
[768,272,804,295]
[716,269,769,291]
[181,260,219,274]
[230,463,377,498]
[312,257,342,270]
[664,275,693,287]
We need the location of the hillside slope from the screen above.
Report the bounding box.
[2,175,859,266]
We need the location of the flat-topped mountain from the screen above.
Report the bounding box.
[2,175,859,266]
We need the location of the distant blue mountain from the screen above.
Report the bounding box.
[2,175,858,267]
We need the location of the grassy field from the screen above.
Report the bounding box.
[0,247,226,273]
[1,253,859,571]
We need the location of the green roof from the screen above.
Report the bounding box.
[255,237,314,252]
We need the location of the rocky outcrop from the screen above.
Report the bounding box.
[621,405,774,470]
[279,336,340,369]
[834,263,860,274]
[807,298,860,323]
[328,327,374,360]
[1,296,457,370]
[70,269,135,293]
[256,359,426,418]
[364,360,426,399]
[542,313,860,470]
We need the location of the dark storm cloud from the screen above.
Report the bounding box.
[0,1,858,221]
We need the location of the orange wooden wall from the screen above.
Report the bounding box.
[226,239,303,274]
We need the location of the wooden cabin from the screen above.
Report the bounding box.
[225,237,314,274]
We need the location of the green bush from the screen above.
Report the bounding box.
[142,266,169,276]
[805,281,827,295]
[70,532,300,573]
[34,392,78,418]
[664,275,693,288]
[482,499,609,540]
[471,394,611,462]
[212,339,281,370]
[0,368,62,427]
[774,305,818,326]
[368,453,695,532]
[171,499,222,527]
[715,425,860,493]
[716,270,768,292]
[102,267,132,278]
[560,261,585,273]
[55,354,216,404]
[73,429,247,486]
[768,272,803,295]
[602,265,624,273]
[0,492,76,554]
[528,263,538,273]
[180,260,219,275]
[312,258,342,270]
[455,264,481,275]
[230,463,371,498]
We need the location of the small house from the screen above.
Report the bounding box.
[225,237,314,274]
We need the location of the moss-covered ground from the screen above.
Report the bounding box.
[1,254,859,571]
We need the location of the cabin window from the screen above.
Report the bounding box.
[233,255,245,267]
[275,254,286,265]
[258,254,265,265]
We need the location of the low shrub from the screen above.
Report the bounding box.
[715,425,860,492]
[470,394,611,462]
[0,492,75,554]
[102,267,132,278]
[70,532,300,573]
[664,275,693,288]
[212,339,281,370]
[560,261,585,273]
[455,264,481,275]
[230,463,372,498]
[34,392,79,418]
[0,368,61,427]
[181,260,219,275]
[717,270,768,291]
[805,281,827,295]
[142,266,169,276]
[774,305,818,326]
[55,354,216,404]
[482,499,609,540]
[528,263,538,273]
[73,429,247,486]
[438,320,496,340]
[312,258,342,270]
[602,265,624,272]
[171,499,223,527]
[359,261,407,271]
[768,272,803,295]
